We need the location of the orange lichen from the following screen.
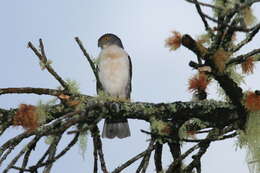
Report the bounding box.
[67,100,81,107]
[13,104,39,131]
[212,48,231,73]
[245,91,260,111]
[187,130,197,139]
[241,57,255,74]
[161,124,173,135]
[165,31,182,51]
[188,72,210,92]
[58,94,70,100]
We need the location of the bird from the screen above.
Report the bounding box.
[97,33,132,139]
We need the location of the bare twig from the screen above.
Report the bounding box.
[91,126,108,173]
[29,133,79,171]
[43,134,63,173]
[140,129,237,143]
[0,131,35,160]
[111,145,156,173]
[232,23,260,52]
[136,139,155,173]
[3,136,41,173]
[166,143,200,173]
[185,0,224,10]
[193,0,211,31]
[228,48,260,66]
[0,147,13,166]
[182,129,222,173]
[0,87,65,97]
[19,139,37,173]
[28,40,69,91]
[74,37,98,78]
[11,167,31,172]
[74,37,103,93]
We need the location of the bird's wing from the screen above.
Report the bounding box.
[96,57,103,94]
[125,55,132,99]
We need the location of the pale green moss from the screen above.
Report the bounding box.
[73,95,87,111]
[78,127,89,160]
[195,100,233,113]
[254,54,260,61]
[124,103,132,112]
[150,117,172,143]
[227,66,245,85]
[236,130,247,149]
[92,55,100,64]
[39,60,53,71]
[237,111,260,173]
[96,90,107,99]
[216,84,230,102]
[241,7,257,27]
[143,105,155,115]
[216,66,244,101]
[36,100,56,124]
[66,79,81,95]
[168,104,177,112]
[44,135,55,145]
[197,33,211,46]
[213,0,235,16]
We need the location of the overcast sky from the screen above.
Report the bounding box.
[1,0,260,172]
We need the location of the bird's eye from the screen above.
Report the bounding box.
[102,36,109,41]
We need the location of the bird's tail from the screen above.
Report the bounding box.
[102,118,131,139]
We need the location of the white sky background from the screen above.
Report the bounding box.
[0,0,260,172]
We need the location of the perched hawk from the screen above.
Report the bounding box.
[97,33,132,139]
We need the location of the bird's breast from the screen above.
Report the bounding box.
[98,46,130,98]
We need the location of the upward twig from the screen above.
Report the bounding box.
[193,0,211,31]
[28,40,69,91]
[74,37,103,92]
[74,37,98,79]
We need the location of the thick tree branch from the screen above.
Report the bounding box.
[154,142,163,173]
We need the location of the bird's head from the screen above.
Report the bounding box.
[98,33,124,49]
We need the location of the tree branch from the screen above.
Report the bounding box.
[228,48,260,66]
[111,145,156,173]
[154,142,163,173]
[0,87,66,97]
[28,40,69,91]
